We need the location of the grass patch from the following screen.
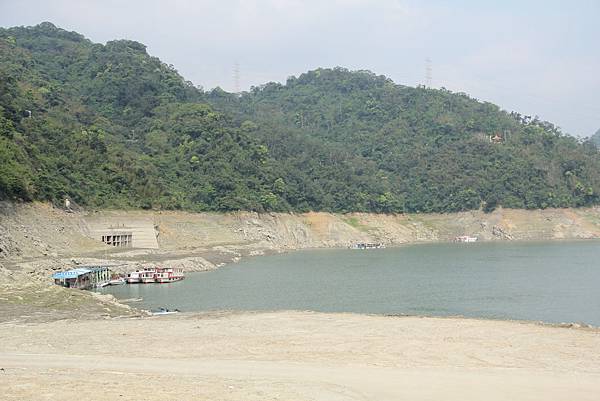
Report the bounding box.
[342,216,371,232]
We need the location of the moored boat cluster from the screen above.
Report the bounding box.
[126,267,185,284]
[52,266,185,289]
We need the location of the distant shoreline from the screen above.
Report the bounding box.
[3,201,600,324]
[101,240,600,329]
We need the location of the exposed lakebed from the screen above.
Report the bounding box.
[101,241,600,325]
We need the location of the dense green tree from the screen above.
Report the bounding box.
[1,23,600,214]
[209,68,600,212]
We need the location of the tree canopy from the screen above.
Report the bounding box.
[2,23,600,214]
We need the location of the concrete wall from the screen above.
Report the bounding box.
[84,214,159,249]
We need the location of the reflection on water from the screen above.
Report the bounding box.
[102,241,600,325]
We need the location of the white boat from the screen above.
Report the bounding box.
[154,267,184,283]
[455,235,478,243]
[108,278,126,285]
[127,267,185,284]
[126,270,143,284]
[140,269,156,284]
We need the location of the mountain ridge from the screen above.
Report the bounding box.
[1,22,600,214]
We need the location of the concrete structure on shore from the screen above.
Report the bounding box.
[84,215,159,249]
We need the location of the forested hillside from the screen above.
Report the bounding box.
[210,69,600,212]
[2,22,600,213]
[0,22,278,211]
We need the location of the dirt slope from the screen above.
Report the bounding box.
[4,202,600,262]
[3,201,600,321]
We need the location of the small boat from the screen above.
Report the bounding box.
[140,269,156,284]
[126,270,142,284]
[455,235,478,243]
[151,307,180,315]
[154,267,184,283]
[126,268,157,284]
[350,242,385,250]
[108,278,125,285]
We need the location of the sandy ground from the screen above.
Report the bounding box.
[3,204,600,399]
[1,311,599,401]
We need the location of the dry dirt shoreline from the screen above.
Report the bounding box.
[3,201,600,322]
[2,203,600,399]
[1,311,599,401]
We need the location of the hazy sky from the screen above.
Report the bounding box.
[1,0,598,137]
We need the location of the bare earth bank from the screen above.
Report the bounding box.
[1,311,599,401]
[2,204,600,399]
[3,202,600,322]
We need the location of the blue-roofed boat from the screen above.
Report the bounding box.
[52,266,111,290]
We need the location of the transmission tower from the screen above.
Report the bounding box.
[233,61,240,93]
[425,57,432,87]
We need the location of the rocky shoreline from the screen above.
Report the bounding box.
[2,203,600,400]
[3,201,600,322]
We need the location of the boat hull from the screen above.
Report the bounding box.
[155,277,184,283]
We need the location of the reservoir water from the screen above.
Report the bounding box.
[102,241,600,325]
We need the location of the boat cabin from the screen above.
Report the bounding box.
[52,268,93,289]
[52,265,111,289]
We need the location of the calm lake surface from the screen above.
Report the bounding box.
[102,241,600,325]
